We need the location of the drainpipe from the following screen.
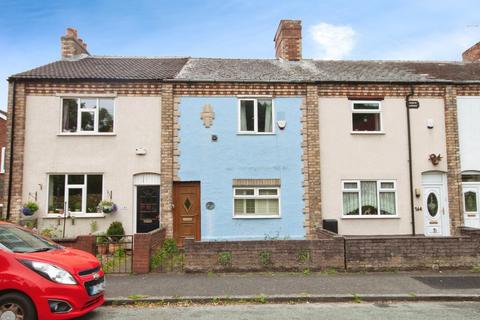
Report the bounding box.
[406,85,416,235]
[6,80,16,221]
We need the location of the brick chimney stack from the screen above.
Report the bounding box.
[462,41,480,62]
[61,28,89,59]
[274,20,302,61]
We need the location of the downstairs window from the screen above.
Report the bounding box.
[342,180,396,216]
[48,174,103,215]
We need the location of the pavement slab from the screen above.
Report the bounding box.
[105,271,480,302]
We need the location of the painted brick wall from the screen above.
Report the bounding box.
[5,80,480,240]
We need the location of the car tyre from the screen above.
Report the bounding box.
[0,292,37,320]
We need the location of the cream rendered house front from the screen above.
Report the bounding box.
[22,94,162,237]
[319,96,450,236]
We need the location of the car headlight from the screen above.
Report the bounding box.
[21,260,77,285]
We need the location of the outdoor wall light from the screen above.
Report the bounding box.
[135,147,147,155]
[211,134,218,142]
[415,188,421,198]
[277,120,287,130]
[427,119,434,129]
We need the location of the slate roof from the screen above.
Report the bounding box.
[174,58,480,83]
[10,56,190,80]
[9,56,480,83]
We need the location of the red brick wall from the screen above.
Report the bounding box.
[183,237,345,272]
[55,235,96,255]
[133,228,166,273]
[345,229,480,271]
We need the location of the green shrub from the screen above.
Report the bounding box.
[297,249,311,264]
[218,251,232,267]
[150,239,183,272]
[259,250,272,268]
[106,221,125,243]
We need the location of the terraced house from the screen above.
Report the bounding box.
[3,20,480,243]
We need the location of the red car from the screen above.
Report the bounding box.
[0,221,105,320]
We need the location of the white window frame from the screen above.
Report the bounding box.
[237,98,275,135]
[0,147,5,174]
[232,187,281,219]
[351,100,383,134]
[46,173,105,218]
[59,97,116,135]
[341,180,398,218]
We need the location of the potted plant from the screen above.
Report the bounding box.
[96,233,109,255]
[98,200,117,214]
[106,221,125,253]
[22,201,39,216]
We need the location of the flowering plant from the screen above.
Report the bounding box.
[22,201,39,216]
[98,200,117,214]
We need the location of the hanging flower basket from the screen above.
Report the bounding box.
[22,201,39,216]
[98,200,117,214]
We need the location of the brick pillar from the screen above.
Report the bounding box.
[160,84,174,237]
[133,233,152,274]
[302,84,322,238]
[444,85,463,234]
[3,81,26,223]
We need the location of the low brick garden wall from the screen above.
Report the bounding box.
[55,228,166,274]
[183,228,480,272]
[183,237,345,272]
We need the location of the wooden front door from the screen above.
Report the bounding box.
[136,185,160,233]
[173,182,201,246]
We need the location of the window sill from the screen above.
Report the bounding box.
[57,132,116,137]
[341,215,399,219]
[233,215,281,219]
[44,213,106,219]
[237,132,276,136]
[350,131,385,135]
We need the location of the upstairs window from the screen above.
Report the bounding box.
[238,99,274,134]
[62,98,114,133]
[352,101,381,132]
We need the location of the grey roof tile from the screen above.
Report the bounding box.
[174,58,480,83]
[10,56,189,80]
[9,56,480,83]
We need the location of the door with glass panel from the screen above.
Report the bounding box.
[463,185,480,228]
[422,185,446,236]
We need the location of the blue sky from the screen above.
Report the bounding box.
[0,0,479,108]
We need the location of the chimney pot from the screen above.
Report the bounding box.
[274,20,302,61]
[463,41,480,62]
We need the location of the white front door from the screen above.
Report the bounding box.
[422,173,449,237]
[463,184,480,228]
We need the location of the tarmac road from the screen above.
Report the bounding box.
[78,302,480,320]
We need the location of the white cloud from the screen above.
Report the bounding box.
[309,22,356,60]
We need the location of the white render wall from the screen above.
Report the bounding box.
[319,97,448,235]
[457,97,480,172]
[22,95,161,237]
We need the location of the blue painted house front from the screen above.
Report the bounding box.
[178,97,304,240]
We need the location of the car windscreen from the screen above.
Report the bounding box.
[0,225,60,253]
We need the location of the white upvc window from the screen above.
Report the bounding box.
[61,98,115,134]
[47,174,103,216]
[233,187,280,218]
[238,98,275,134]
[342,180,397,217]
[0,147,5,173]
[351,101,382,132]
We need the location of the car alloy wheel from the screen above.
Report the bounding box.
[0,302,24,320]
